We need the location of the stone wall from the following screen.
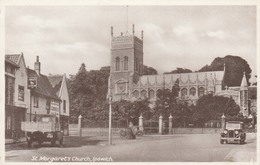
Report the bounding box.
[172,128,221,134]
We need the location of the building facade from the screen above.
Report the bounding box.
[108,25,256,117]
[48,74,70,135]
[27,56,61,122]
[5,56,22,138]
[216,72,257,116]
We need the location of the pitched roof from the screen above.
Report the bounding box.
[5,54,21,64]
[27,68,60,100]
[5,57,20,68]
[47,75,63,95]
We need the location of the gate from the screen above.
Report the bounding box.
[143,120,159,134]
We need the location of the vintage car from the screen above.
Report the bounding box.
[220,121,246,144]
[21,114,63,147]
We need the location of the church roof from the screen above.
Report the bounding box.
[139,70,225,86]
[27,68,60,100]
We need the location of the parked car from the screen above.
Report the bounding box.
[220,121,246,144]
[21,114,63,147]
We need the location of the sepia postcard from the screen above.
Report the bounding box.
[0,0,259,164]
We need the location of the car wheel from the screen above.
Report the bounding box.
[240,140,243,145]
[220,140,224,144]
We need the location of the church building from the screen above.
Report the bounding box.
[108,25,256,117]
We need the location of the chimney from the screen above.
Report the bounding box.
[132,24,135,35]
[34,56,41,75]
[111,26,113,37]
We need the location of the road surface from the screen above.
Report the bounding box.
[5,133,257,162]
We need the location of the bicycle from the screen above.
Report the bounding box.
[119,126,144,139]
[12,130,21,143]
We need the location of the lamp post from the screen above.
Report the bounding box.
[108,76,112,145]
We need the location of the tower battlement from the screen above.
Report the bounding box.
[111,25,143,50]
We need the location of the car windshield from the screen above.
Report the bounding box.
[226,123,241,129]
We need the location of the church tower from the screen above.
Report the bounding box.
[109,25,144,101]
[240,72,249,116]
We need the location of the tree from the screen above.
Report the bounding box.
[112,99,151,125]
[193,95,240,126]
[164,67,192,74]
[68,64,110,123]
[199,55,252,87]
[69,63,92,123]
[153,80,180,119]
[143,65,158,75]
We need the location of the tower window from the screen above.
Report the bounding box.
[124,56,128,70]
[115,57,120,71]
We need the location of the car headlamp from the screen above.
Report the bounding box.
[235,130,239,134]
[224,130,228,134]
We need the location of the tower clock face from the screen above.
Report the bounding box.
[117,83,126,93]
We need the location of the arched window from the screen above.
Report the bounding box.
[198,87,205,97]
[149,90,155,99]
[189,87,196,96]
[141,90,147,99]
[133,90,139,98]
[115,57,120,71]
[124,56,128,70]
[181,88,188,97]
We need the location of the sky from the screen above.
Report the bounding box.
[5,5,256,78]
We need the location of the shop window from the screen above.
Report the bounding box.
[46,100,50,110]
[18,85,24,101]
[34,96,39,108]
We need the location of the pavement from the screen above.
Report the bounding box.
[5,137,27,145]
